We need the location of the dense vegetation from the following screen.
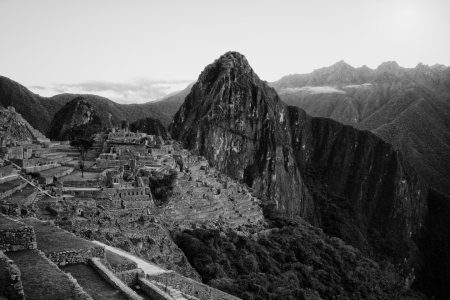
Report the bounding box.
[149,169,178,205]
[174,206,425,300]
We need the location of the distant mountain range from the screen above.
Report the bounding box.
[0,76,193,133]
[2,54,450,298]
[270,61,450,196]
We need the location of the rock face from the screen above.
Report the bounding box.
[170,52,313,219]
[170,52,428,265]
[47,97,103,140]
[130,117,170,139]
[0,107,34,145]
[270,61,450,197]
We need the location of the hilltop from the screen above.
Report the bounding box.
[0,76,192,134]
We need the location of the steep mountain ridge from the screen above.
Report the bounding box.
[271,61,450,196]
[171,52,313,219]
[169,52,428,268]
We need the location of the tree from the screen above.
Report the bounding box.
[70,139,93,178]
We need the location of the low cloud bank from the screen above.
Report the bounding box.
[29,78,193,104]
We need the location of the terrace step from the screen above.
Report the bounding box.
[6,250,94,300]
[0,178,28,200]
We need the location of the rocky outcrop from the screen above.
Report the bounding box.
[130,117,170,139]
[170,52,428,268]
[47,97,103,140]
[0,107,35,146]
[170,52,313,219]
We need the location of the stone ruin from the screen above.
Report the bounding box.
[0,113,266,300]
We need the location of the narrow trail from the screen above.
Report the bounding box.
[92,240,168,275]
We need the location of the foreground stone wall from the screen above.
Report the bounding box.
[0,250,25,300]
[36,249,94,300]
[147,272,241,300]
[0,224,36,252]
[138,278,172,300]
[89,257,144,300]
[46,245,105,266]
[116,269,145,287]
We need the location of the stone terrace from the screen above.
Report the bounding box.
[21,218,105,265]
[160,162,264,228]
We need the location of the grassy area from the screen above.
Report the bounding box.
[5,184,36,205]
[38,166,73,177]
[61,263,128,300]
[0,178,24,193]
[59,170,100,181]
[0,215,25,230]
[21,218,97,253]
[6,250,87,300]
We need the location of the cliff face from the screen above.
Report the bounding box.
[47,97,103,140]
[289,107,427,260]
[170,52,313,219]
[170,52,428,267]
[271,61,450,197]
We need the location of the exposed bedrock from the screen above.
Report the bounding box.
[170,52,428,269]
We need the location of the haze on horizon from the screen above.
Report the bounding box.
[1,0,449,104]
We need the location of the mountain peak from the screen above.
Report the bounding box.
[198,51,257,86]
[377,61,401,71]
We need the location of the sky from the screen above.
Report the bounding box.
[1,0,449,104]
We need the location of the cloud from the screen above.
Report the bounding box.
[28,78,194,104]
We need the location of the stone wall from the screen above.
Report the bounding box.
[89,257,144,300]
[116,269,145,286]
[46,245,105,266]
[0,174,19,184]
[0,179,27,200]
[147,272,241,300]
[36,249,94,300]
[0,224,36,252]
[138,278,173,300]
[0,250,25,300]
[62,180,100,188]
[96,159,130,168]
[23,163,61,174]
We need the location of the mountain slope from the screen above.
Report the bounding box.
[0,76,192,135]
[0,76,53,133]
[47,97,103,140]
[130,117,169,139]
[169,52,427,268]
[271,62,450,196]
